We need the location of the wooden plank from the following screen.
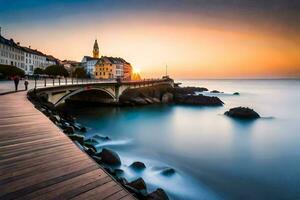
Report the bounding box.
[104,190,130,200]
[19,169,104,200]
[0,165,99,200]
[0,144,74,166]
[0,91,135,200]
[69,180,116,200]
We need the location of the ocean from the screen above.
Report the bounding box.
[60,79,300,200]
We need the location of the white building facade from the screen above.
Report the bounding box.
[0,34,57,75]
[23,47,56,75]
[0,36,25,70]
[81,56,98,77]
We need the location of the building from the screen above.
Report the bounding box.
[0,30,59,75]
[61,60,83,76]
[81,56,98,77]
[94,56,132,80]
[23,47,57,75]
[81,40,101,77]
[0,36,25,70]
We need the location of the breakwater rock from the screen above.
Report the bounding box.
[120,85,223,106]
[225,107,260,119]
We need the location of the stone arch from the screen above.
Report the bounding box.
[54,87,116,106]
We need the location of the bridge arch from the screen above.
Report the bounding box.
[54,87,117,106]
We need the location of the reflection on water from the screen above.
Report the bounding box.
[60,80,300,200]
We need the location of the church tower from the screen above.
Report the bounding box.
[93,39,100,58]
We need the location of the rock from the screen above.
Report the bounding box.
[72,123,82,131]
[127,178,147,191]
[114,169,124,176]
[84,142,98,154]
[104,166,115,175]
[144,97,154,104]
[74,141,84,151]
[63,126,75,134]
[152,98,161,103]
[92,155,102,164]
[80,126,87,132]
[97,148,121,166]
[225,107,260,119]
[172,87,208,95]
[161,168,175,176]
[233,92,240,95]
[93,135,111,141]
[69,134,85,145]
[147,188,169,200]
[119,85,173,106]
[132,97,148,105]
[85,138,99,144]
[161,93,174,104]
[130,161,146,170]
[210,90,222,93]
[85,147,97,156]
[116,177,128,185]
[175,94,224,106]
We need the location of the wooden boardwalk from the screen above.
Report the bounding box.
[0,92,135,200]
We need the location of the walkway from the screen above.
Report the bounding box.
[0,91,135,200]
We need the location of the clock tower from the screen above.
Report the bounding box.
[93,39,100,58]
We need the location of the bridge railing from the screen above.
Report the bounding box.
[32,77,172,90]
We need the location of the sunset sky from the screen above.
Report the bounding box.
[1,0,300,78]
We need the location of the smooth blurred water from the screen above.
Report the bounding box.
[61,79,300,200]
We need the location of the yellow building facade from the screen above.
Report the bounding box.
[94,62,113,79]
[94,56,132,80]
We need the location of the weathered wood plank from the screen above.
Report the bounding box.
[0,92,135,200]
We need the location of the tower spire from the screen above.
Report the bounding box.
[93,39,99,58]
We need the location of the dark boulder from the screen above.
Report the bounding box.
[127,178,147,191]
[104,166,115,175]
[131,97,148,105]
[210,90,222,93]
[85,147,97,156]
[68,134,85,145]
[233,92,240,95]
[93,135,111,141]
[97,148,121,166]
[130,161,146,170]
[91,155,102,164]
[175,94,223,106]
[172,86,208,95]
[114,169,124,177]
[161,168,175,176]
[161,92,174,104]
[147,188,169,200]
[80,126,87,132]
[116,177,128,185]
[225,107,260,119]
[63,126,75,134]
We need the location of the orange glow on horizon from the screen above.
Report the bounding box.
[7,11,300,78]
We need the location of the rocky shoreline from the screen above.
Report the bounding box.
[119,84,224,106]
[27,85,226,200]
[27,84,260,200]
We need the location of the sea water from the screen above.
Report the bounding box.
[61,79,300,200]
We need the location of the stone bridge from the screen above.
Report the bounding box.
[34,78,174,106]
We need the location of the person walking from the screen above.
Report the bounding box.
[13,76,20,91]
[24,79,29,91]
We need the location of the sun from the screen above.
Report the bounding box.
[133,68,141,74]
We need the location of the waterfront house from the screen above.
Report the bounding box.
[94,56,132,80]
